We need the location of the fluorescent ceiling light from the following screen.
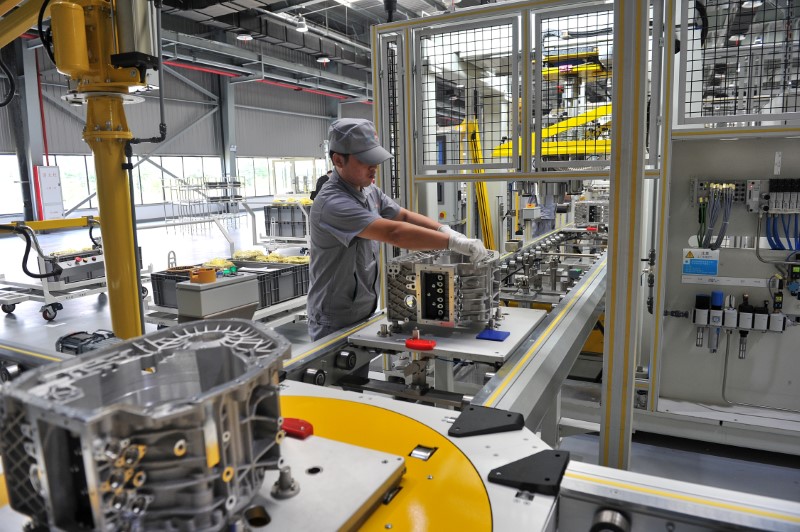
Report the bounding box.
[296,16,309,32]
[728,34,746,42]
[236,31,253,42]
[741,1,763,9]
[317,55,331,64]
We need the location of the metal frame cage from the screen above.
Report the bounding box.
[373,0,665,186]
[677,0,800,125]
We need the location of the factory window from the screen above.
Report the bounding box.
[253,158,272,196]
[138,158,165,205]
[294,159,315,194]
[55,155,92,213]
[85,156,98,209]
[273,159,294,194]
[237,157,257,197]
[183,157,204,180]
[202,157,222,178]
[0,154,23,215]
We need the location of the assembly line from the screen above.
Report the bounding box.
[0,0,798,530]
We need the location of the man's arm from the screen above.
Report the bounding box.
[393,208,442,231]
[359,218,448,250]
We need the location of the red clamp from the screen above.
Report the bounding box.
[282,418,314,440]
[405,338,437,351]
[587,226,599,232]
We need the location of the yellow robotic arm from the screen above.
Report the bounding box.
[0,0,161,338]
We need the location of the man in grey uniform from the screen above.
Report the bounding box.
[307,118,488,340]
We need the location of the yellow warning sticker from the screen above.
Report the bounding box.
[685,251,695,258]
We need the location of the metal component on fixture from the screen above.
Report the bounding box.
[271,466,300,499]
[0,319,289,531]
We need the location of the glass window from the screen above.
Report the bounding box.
[315,159,328,178]
[160,157,183,205]
[85,155,98,208]
[183,157,204,180]
[202,157,222,179]
[0,155,23,215]
[253,158,271,196]
[295,159,315,194]
[273,159,293,194]
[140,157,165,204]
[56,155,90,212]
[237,157,256,197]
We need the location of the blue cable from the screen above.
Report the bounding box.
[795,213,799,250]
[782,214,793,250]
[765,216,776,249]
[767,216,778,249]
[773,215,785,250]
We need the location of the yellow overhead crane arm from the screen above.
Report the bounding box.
[0,0,47,49]
[492,104,613,158]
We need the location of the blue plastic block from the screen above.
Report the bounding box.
[477,329,511,342]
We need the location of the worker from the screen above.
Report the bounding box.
[307,118,488,340]
[310,170,332,200]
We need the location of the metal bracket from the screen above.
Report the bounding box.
[447,405,524,437]
[487,450,570,496]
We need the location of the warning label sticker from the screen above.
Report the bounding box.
[682,248,719,276]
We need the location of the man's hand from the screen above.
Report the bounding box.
[448,233,490,262]
[437,225,466,240]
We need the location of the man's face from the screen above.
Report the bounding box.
[335,154,377,189]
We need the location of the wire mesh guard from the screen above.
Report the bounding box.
[418,22,517,170]
[536,8,614,169]
[682,0,800,122]
[386,41,403,202]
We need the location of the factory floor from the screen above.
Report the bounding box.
[0,217,798,506]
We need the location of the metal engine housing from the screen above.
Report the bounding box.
[386,250,499,327]
[0,319,290,532]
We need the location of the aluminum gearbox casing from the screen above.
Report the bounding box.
[386,250,499,327]
[0,319,290,532]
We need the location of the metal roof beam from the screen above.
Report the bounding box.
[161,29,370,91]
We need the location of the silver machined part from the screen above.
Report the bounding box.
[0,319,290,532]
[386,250,499,328]
[271,466,300,500]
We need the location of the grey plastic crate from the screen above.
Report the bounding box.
[231,261,310,308]
[264,205,307,237]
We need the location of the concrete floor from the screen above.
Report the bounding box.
[0,218,798,507]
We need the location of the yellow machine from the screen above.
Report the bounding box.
[0,0,163,338]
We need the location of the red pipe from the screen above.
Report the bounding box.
[163,60,353,101]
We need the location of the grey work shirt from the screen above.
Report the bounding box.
[307,170,401,340]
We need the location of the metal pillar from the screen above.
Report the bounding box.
[84,96,142,339]
[649,0,678,413]
[3,42,35,220]
[21,46,46,220]
[600,0,649,470]
[220,78,237,179]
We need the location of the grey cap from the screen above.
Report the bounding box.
[328,118,393,165]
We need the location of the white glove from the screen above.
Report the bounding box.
[437,225,467,240]
[448,233,490,262]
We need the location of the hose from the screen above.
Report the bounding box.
[89,220,102,248]
[130,0,166,145]
[37,0,56,66]
[782,214,793,250]
[772,215,785,250]
[710,186,733,250]
[0,58,16,108]
[0,225,63,279]
[765,214,777,250]
[123,143,146,333]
